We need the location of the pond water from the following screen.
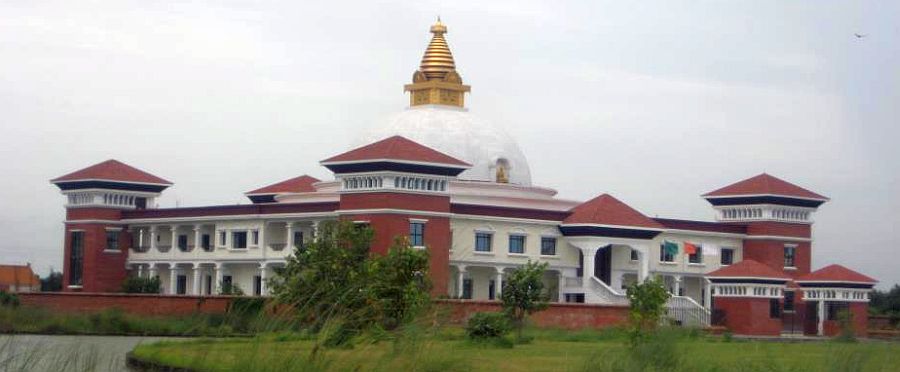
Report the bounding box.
[0,334,185,372]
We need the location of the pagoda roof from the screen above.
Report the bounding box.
[703,173,827,201]
[245,175,320,195]
[321,136,470,168]
[51,159,172,186]
[563,194,664,230]
[796,264,877,284]
[707,259,790,281]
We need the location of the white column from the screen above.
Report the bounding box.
[137,264,144,278]
[312,220,320,240]
[171,225,178,252]
[150,226,158,251]
[636,244,650,283]
[456,265,467,299]
[214,263,224,295]
[581,247,598,290]
[286,222,294,250]
[704,278,713,309]
[259,222,267,252]
[169,265,178,294]
[817,300,825,336]
[557,270,565,303]
[494,267,504,299]
[193,225,201,252]
[674,275,682,296]
[148,262,158,279]
[259,263,268,296]
[192,264,202,295]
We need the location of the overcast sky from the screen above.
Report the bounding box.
[1,1,897,288]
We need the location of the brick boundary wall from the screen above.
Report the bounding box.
[18,292,234,316]
[18,293,631,329]
[435,299,629,329]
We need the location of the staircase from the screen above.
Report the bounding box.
[665,296,710,328]
[585,276,629,306]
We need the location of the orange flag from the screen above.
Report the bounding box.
[684,242,697,255]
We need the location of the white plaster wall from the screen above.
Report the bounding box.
[450,217,578,271]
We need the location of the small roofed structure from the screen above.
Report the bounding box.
[796,264,877,337]
[0,264,41,293]
[706,260,791,336]
[321,135,470,175]
[245,175,321,204]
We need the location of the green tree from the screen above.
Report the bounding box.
[270,221,431,344]
[625,276,670,346]
[40,269,63,292]
[501,261,549,340]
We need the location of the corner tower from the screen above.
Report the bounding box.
[51,160,171,292]
[703,173,829,278]
[404,19,471,107]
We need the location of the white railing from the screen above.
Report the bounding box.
[665,296,710,328]
[588,277,629,305]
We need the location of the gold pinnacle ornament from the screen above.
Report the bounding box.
[404,18,471,107]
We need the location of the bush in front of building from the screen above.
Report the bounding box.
[270,220,432,346]
[501,260,549,342]
[0,290,19,308]
[625,276,670,346]
[465,312,510,340]
[121,276,161,294]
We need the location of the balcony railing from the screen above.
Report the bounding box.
[269,243,286,251]
[132,246,150,253]
[157,245,171,253]
[177,244,194,253]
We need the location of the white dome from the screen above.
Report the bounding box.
[358,105,533,186]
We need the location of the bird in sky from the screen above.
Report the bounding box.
[854,33,867,38]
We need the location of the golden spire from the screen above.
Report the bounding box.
[404,19,471,108]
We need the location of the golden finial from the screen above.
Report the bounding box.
[404,20,471,107]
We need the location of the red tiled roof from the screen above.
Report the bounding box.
[246,175,320,195]
[563,194,664,229]
[797,265,877,284]
[703,173,827,200]
[653,218,747,234]
[707,259,790,280]
[0,265,40,287]
[51,159,172,185]
[321,136,470,167]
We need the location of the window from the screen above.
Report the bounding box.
[293,231,304,249]
[540,237,557,256]
[488,280,496,300]
[475,232,493,252]
[69,231,84,286]
[177,235,188,251]
[253,275,262,296]
[462,279,473,299]
[721,248,734,265]
[252,230,259,246]
[784,245,797,268]
[222,275,233,294]
[201,234,211,251]
[176,275,187,295]
[688,246,703,264]
[232,231,248,249]
[105,230,119,251]
[630,249,639,261]
[826,302,849,321]
[508,235,525,254]
[769,299,781,318]
[784,291,795,312]
[218,231,226,246]
[205,275,212,295]
[410,222,425,247]
[659,242,676,262]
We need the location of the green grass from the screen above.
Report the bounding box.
[0,304,296,337]
[131,327,900,372]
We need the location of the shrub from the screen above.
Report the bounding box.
[219,281,244,296]
[834,309,857,343]
[0,291,20,308]
[121,276,161,293]
[625,276,670,346]
[466,312,510,340]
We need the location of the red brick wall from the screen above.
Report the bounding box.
[742,240,811,278]
[436,300,629,329]
[744,222,810,238]
[63,222,129,293]
[18,292,232,316]
[714,297,781,336]
[822,302,869,337]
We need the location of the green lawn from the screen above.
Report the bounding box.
[131,328,900,372]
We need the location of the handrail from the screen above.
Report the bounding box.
[665,295,710,328]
